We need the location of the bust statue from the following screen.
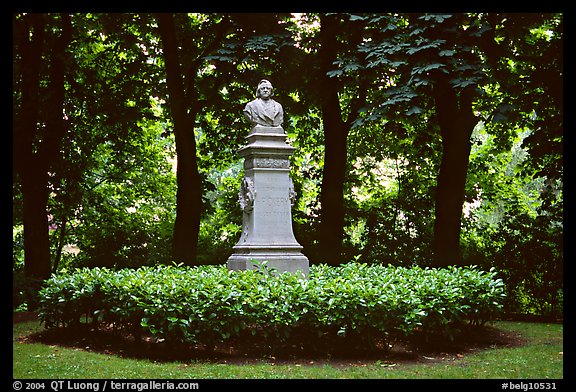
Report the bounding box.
[243,79,284,127]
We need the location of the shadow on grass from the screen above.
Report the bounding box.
[19,318,526,366]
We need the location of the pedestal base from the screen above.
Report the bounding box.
[227,245,309,276]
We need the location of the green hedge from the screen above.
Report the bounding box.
[38,263,506,346]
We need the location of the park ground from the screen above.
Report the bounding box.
[13,312,562,379]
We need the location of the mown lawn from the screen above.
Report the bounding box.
[13,319,562,379]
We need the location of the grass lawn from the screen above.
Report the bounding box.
[13,318,562,379]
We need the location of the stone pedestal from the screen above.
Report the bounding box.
[227,126,310,276]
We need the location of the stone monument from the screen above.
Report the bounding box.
[227,79,310,276]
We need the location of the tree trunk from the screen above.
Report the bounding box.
[318,118,348,265]
[44,14,72,273]
[318,14,348,265]
[52,216,68,273]
[156,13,203,265]
[432,74,477,267]
[22,164,52,281]
[15,14,71,282]
[15,14,49,282]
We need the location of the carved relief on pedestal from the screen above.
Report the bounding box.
[289,178,297,207]
[238,177,255,213]
[245,157,290,170]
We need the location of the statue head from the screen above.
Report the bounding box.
[255,79,274,99]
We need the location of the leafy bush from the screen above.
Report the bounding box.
[38,263,505,347]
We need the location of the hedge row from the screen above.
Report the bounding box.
[38,263,506,346]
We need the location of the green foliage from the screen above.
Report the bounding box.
[462,123,562,317]
[197,163,243,265]
[39,263,505,348]
[346,119,439,265]
[58,117,177,269]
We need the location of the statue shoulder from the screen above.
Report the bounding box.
[244,100,257,113]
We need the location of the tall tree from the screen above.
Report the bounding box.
[156,13,203,264]
[431,72,478,265]
[316,14,348,264]
[354,14,496,266]
[316,14,367,265]
[397,14,482,267]
[13,13,72,281]
[156,13,234,264]
[353,13,562,267]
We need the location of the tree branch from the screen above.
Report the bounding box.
[346,76,368,128]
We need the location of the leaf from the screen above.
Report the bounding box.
[349,14,366,21]
[326,69,343,78]
[411,63,446,75]
[439,50,456,57]
[418,14,452,23]
[344,63,361,72]
[406,40,446,55]
[409,27,426,37]
[470,23,492,38]
[380,23,397,32]
[435,14,452,23]
[450,78,477,89]
[407,106,424,116]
